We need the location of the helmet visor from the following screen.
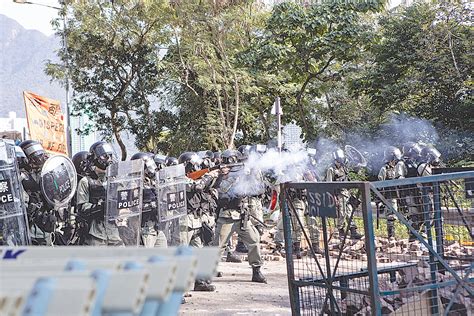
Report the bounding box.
[333,149,345,163]
[144,158,158,177]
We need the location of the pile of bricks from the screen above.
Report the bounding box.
[338,260,473,314]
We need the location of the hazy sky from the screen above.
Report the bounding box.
[1,0,404,37]
[0,0,59,36]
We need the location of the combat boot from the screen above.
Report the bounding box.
[273,244,285,257]
[350,226,363,240]
[194,280,216,292]
[251,266,267,283]
[293,241,302,259]
[226,252,242,263]
[235,240,249,253]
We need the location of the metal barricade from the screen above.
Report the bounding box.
[281,171,474,315]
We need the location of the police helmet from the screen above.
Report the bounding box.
[420,146,441,166]
[72,151,89,176]
[131,152,158,178]
[402,142,423,159]
[238,145,252,159]
[165,156,179,166]
[153,154,167,170]
[198,150,214,169]
[20,140,48,169]
[89,141,116,170]
[178,152,201,173]
[212,152,222,165]
[221,149,242,164]
[383,146,403,163]
[14,145,29,171]
[307,147,317,166]
[332,148,347,165]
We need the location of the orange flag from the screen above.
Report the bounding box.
[23,91,68,155]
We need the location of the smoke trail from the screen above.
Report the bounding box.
[310,138,340,180]
[227,147,310,197]
[378,113,439,144]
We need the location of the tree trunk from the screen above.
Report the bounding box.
[111,112,127,161]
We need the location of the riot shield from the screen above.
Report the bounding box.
[155,164,188,247]
[106,160,144,246]
[40,155,78,209]
[156,164,187,222]
[0,140,30,245]
[345,145,367,169]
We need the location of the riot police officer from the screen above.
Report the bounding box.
[179,151,219,291]
[212,152,222,166]
[153,154,167,170]
[165,156,179,167]
[325,148,362,240]
[402,142,424,241]
[131,152,167,248]
[233,144,253,254]
[213,149,267,283]
[20,140,54,245]
[402,142,423,177]
[14,145,29,174]
[72,151,91,182]
[198,150,215,170]
[378,146,406,239]
[0,140,30,246]
[76,141,122,246]
[418,146,442,176]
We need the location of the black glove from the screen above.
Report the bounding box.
[80,203,104,220]
[34,210,56,233]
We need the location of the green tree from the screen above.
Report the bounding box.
[162,0,265,150]
[243,1,385,141]
[47,0,172,159]
[353,1,473,131]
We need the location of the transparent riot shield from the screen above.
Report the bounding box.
[40,155,78,209]
[156,164,188,247]
[106,160,144,246]
[0,140,30,245]
[156,164,187,222]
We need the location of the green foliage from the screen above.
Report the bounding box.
[242,1,384,141]
[46,0,171,159]
[353,2,473,132]
[158,0,266,151]
[44,0,472,163]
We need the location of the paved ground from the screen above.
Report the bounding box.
[180,260,291,315]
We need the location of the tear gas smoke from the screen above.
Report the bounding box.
[219,113,465,196]
[310,138,340,180]
[345,113,441,175]
[226,148,310,197]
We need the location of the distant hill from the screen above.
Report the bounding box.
[0,14,139,156]
[0,14,65,118]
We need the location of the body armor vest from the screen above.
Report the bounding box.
[142,187,156,204]
[22,172,41,194]
[87,178,106,204]
[405,160,418,178]
[333,166,348,182]
[384,165,396,180]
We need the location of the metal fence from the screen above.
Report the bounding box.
[281,171,474,315]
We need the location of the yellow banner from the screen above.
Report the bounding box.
[23,91,68,155]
